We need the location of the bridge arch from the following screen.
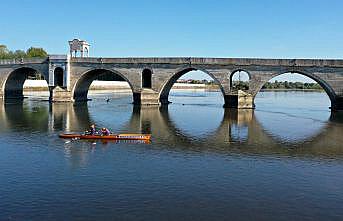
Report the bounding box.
[72,68,134,102]
[3,67,48,100]
[230,70,251,91]
[159,67,226,104]
[251,70,337,110]
[253,70,336,101]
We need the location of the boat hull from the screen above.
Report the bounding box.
[59,133,151,141]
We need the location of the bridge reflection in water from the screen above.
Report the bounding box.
[1,100,343,161]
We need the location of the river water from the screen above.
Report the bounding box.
[1,90,343,221]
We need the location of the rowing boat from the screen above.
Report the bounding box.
[59,133,151,141]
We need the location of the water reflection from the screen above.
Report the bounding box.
[255,91,331,143]
[2,92,343,221]
[167,103,224,139]
[255,109,329,144]
[225,109,253,142]
[0,100,49,132]
[1,98,343,158]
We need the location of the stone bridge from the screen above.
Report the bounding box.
[1,55,343,110]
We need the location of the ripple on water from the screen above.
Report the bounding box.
[1,90,343,220]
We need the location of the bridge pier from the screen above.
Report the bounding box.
[49,86,73,102]
[133,89,160,106]
[3,91,25,100]
[223,90,255,109]
[3,81,26,100]
[331,97,343,111]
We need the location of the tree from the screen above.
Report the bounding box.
[261,81,322,90]
[0,44,48,59]
[13,50,27,58]
[284,81,290,89]
[26,47,48,58]
[0,45,9,59]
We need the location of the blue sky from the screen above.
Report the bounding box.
[1,0,342,82]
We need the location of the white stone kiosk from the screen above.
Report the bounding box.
[68,39,90,57]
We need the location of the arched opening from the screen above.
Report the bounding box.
[5,67,49,100]
[54,67,64,87]
[160,68,225,106]
[142,69,152,88]
[254,72,331,142]
[73,69,133,103]
[230,70,250,91]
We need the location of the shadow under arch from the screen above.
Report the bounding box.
[3,67,49,100]
[159,67,225,105]
[72,68,134,102]
[253,70,336,107]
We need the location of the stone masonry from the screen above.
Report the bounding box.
[0,56,343,110]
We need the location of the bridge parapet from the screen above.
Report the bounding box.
[0,57,47,65]
[1,56,343,67]
[69,57,343,67]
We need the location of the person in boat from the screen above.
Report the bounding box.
[101,127,110,136]
[86,124,96,135]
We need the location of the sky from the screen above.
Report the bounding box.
[1,0,342,82]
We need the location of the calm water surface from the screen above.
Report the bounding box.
[1,90,343,221]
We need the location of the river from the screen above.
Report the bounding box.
[1,90,343,221]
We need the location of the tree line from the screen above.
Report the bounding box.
[232,80,322,90]
[262,80,322,90]
[178,79,322,90]
[0,44,48,59]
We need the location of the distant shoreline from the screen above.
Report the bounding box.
[22,80,325,92]
[260,89,324,92]
[23,88,325,93]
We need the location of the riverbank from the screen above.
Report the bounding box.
[23,80,133,91]
[22,80,325,92]
[260,88,324,92]
[22,80,221,91]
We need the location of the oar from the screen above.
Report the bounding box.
[64,137,80,144]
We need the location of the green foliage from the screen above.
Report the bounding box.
[262,80,322,90]
[0,45,9,59]
[232,81,249,90]
[0,44,48,59]
[26,47,48,58]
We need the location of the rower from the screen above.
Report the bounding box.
[86,124,96,135]
[101,127,110,136]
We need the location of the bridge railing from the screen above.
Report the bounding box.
[1,56,343,67]
[0,57,48,65]
[70,57,343,67]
